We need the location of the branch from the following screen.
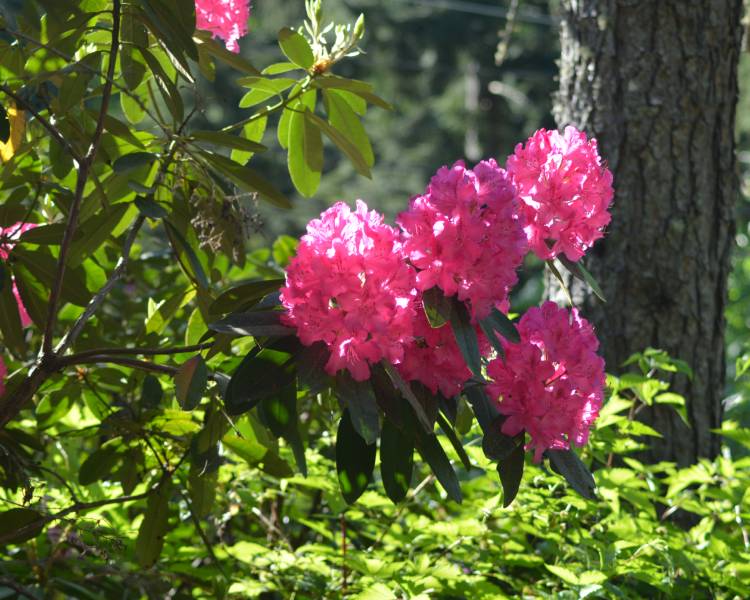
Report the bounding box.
[67,342,214,361]
[42,0,122,356]
[59,355,179,376]
[0,84,82,163]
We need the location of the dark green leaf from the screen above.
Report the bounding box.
[335,372,380,445]
[436,412,471,471]
[448,297,482,378]
[67,203,130,267]
[135,482,172,567]
[259,382,306,475]
[0,508,44,544]
[190,130,267,153]
[296,341,331,394]
[140,375,163,409]
[224,350,295,416]
[135,197,168,219]
[13,265,48,329]
[497,444,525,507]
[18,223,66,245]
[381,361,433,433]
[209,279,284,314]
[113,152,157,173]
[379,418,414,503]
[174,355,208,410]
[164,221,209,289]
[422,286,452,328]
[79,447,121,485]
[481,308,520,344]
[414,423,462,503]
[336,408,376,504]
[208,310,294,338]
[13,247,91,307]
[556,255,606,302]
[278,27,314,69]
[193,30,261,74]
[547,448,597,500]
[463,384,500,430]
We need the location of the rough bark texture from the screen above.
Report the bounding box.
[552,0,743,465]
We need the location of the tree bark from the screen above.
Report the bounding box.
[552,0,744,465]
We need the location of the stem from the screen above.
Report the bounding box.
[42,0,122,356]
[67,342,214,361]
[59,355,179,376]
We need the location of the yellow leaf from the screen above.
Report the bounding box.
[0,103,25,162]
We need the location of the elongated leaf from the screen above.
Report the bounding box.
[208,311,294,338]
[135,482,172,568]
[414,424,462,503]
[232,116,268,165]
[278,27,314,69]
[0,267,25,357]
[138,47,184,122]
[200,150,291,209]
[381,361,433,433]
[190,130,267,153]
[422,286,452,328]
[481,308,520,344]
[303,110,371,177]
[288,106,323,197]
[448,298,482,378]
[335,372,380,445]
[164,221,209,289]
[224,350,295,416]
[13,247,91,307]
[79,447,120,485]
[555,255,606,302]
[0,508,44,544]
[436,412,471,471]
[497,443,524,507]
[296,341,331,394]
[67,203,130,267]
[259,383,307,475]
[209,279,284,314]
[547,448,597,499]
[113,152,156,173]
[174,355,208,410]
[323,89,374,167]
[380,418,414,503]
[193,31,261,74]
[313,75,393,110]
[463,384,500,430]
[336,408,376,504]
[13,265,48,328]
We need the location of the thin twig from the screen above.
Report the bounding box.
[178,485,229,581]
[42,0,122,356]
[0,578,38,600]
[67,342,214,362]
[60,355,179,376]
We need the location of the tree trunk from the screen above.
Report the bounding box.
[552,0,744,465]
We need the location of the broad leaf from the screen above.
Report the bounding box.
[335,372,380,445]
[174,355,208,410]
[336,408,376,504]
[379,418,414,503]
[547,448,597,499]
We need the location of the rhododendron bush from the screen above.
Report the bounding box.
[0,0,643,593]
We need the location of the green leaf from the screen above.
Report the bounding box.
[190,130,267,153]
[497,443,524,507]
[135,197,168,219]
[422,286,452,328]
[481,308,520,344]
[436,412,471,471]
[237,76,296,107]
[113,152,157,173]
[262,61,300,75]
[336,408,376,504]
[67,203,130,268]
[174,355,208,410]
[164,221,209,289]
[0,508,44,544]
[414,424,462,503]
[13,247,91,307]
[303,109,371,178]
[140,375,163,409]
[224,350,295,416]
[335,372,380,445]
[381,361,433,433]
[448,297,482,378]
[379,418,414,503]
[232,116,268,165]
[200,150,291,209]
[135,482,172,568]
[138,47,184,123]
[209,279,284,314]
[13,265,48,329]
[272,235,298,268]
[259,382,306,475]
[208,310,294,338]
[0,267,25,357]
[463,384,500,430]
[188,468,217,518]
[277,27,315,70]
[193,30,261,75]
[323,89,374,167]
[287,105,323,197]
[547,449,597,500]
[296,341,331,394]
[556,255,606,302]
[222,433,267,466]
[313,75,393,110]
[79,447,121,485]
[481,417,518,462]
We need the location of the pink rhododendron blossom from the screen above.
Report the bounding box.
[398,307,483,398]
[195,0,250,53]
[506,126,613,262]
[281,201,417,382]
[396,159,526,320]
[0,222,37,328]
[0,356,5,396]
[487,301,605,462]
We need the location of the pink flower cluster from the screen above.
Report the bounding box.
[397,160,526,320]
[506,126,614,262]
[280,201,416,382]
[0,222,37,328]
[487,301,605,461]
[195,0,250,53]
[281,127,610,453]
